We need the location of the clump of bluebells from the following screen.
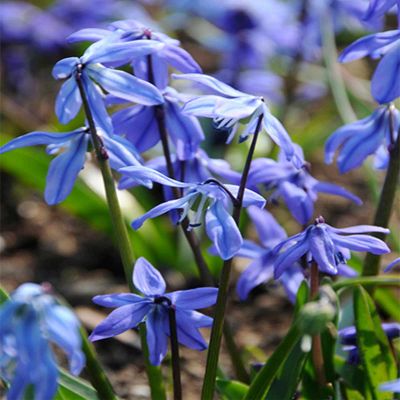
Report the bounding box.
[0,0,399,399]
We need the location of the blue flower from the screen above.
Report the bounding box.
[52,37,164,134]
[384,257,400,272]
[112,86,204,160]
[236,207,304,303]
[68,19,202,89]
[90,257,217,366]
[339,30,400,104]
[363,0,400,23]
[272,216,390,278]
[325,105,400,173]
[339,322,400,365]
[242,145,362,224]
[172,73,300,166]
[0,127,141,204]
[0,283,85,400]
[118,166,266,260]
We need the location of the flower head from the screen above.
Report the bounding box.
[0,127,141,204]
[243,145,362,224]
[0,283,85,400]
[90,257,217,365]
[236,207,304,303]
[325,105,400,173]
[339,30,400,104]
[118,166,265,259]
[52,37,164,134]
[172,73,301,166]
[272,217,390,278]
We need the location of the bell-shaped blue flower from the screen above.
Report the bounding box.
[339,30,400,104]
[272,216,390,278]
[53,36,164,134]
[325,105,400,173]
[0,127,141,204]
[0,283,85,400]
[118,166,266,260]
[236,207,304,303]
[242,145,362,224]
[90,257,217,366]
[172,73,301,166]
[67,19,202,90]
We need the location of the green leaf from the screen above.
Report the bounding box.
[335,355,370,399]
[353,286,397,400]
[55,369,100,400]
[0,286,10,304]
[294,280,309,317]
[216,379,248,400]
[332,276,400,291]
[244,322,302,400]
[265,342,308,400]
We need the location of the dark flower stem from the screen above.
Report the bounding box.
[201,115,263,400]
[310,262,326,387]
[363,116,400,277]
[75,73,166,400]
[168,307,183,400]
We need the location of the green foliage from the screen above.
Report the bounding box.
[54,369,101,400]
[216,379,249,400]
[353,286,397,400]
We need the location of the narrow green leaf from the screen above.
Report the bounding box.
[332,276,400,291]
[244,322,302,400]
[265,342,308,400]
[375,288,400,322]
[294,280,309,317]
[216,379,248,400]
[353,286,397,400]
[54,369,100,400]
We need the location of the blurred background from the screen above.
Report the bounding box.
[0,1,399,398]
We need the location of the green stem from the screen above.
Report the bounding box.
[332,275,400,291]
[321,11,357,125]
[310,263,326,387]
[168,307,182,400]
[80,328,118,400]
[363,117,400,276]
[75,72,166,400]
[201,116,263,399]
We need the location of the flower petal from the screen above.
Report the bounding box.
[274,238,309,279]
[167,287,218,309]
[330,233,390,254]
[205,201,242,260]
[175,309,209,351]
[67,28,110,44]
[133,257,166,296]
[44,133,88,205]
[371,43,400,104]
[92,293,145,307]
[52,57,79,79]
[55,76,82,124]
[89,302,151,341]
[161,44,202,73]
[87,64,164,106]
[309,226,338,275]
[146,307,169,365]
[314,182,362,205]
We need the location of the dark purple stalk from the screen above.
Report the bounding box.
[168,306,182,400]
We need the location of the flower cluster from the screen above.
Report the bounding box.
[0,283,85,399]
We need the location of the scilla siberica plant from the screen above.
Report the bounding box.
[0,0,399,399]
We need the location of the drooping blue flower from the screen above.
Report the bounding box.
[272,216,390,278]
[112,86,204,160]
[363,0,400,23]
[118,166,266,260]
[172,73,300,166]
[0,283,85,400]
[236,207,304,303]
[325,105,400,173]
[0,127,141,204]
[339,30,400,104]
[338,322,400,364]
[241,145,362,225]
[90,257,217,366]
[52,37,164,134]
[68,19,202,90]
